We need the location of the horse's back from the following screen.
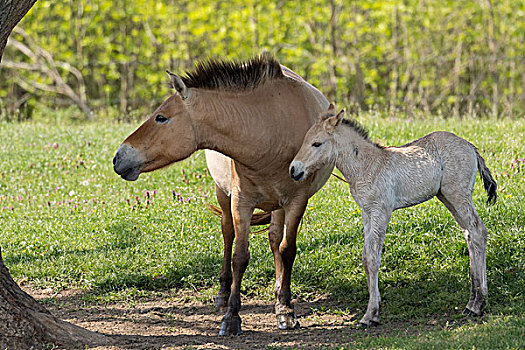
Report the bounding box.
[427,131,478,193]
[385,136,443,208]
[281,64,330,125]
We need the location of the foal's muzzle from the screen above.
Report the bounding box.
[113,144,142,181]
[289,162,306,181]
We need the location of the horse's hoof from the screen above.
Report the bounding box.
[358,320,380,329]
[277,312,300,330]
[462,307,482,317]
[218,314,242,336]
[214,294,229,310]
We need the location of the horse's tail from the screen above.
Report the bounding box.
[206,204,272,226]
[475,148,497,205]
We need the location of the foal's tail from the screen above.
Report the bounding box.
[475,148,497,205]
[206,204,272,226]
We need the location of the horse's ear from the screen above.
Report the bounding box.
[320,103,337,121]
[336,109,345,122]
[166,70,188,99]
[324,108,344,134]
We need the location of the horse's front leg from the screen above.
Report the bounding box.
[214,185,234,310]
[218,196,254,336]
[359,208,391,328]
[275,196,308,330]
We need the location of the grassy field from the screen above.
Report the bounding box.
[0,114,523,348]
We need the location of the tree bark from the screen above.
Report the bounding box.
[0,0,37,62]
[0,248,107,348]
[0,1,107,348]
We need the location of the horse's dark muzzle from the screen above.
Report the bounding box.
[113,145,142,181]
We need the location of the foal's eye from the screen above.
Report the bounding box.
[155,114,169,124]
[312,142,323,148]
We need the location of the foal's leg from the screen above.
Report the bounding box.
[214,185,234,310]
[275,197,308,330]
[437,192,488,316]
[218,194,254,336]
[359,208,392,328]
[268,209,285,299]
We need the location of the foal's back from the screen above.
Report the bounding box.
[383,131,478,209]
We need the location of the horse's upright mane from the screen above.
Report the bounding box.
[341,118,383,148]
[181,54,284,91]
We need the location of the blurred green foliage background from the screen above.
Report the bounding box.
[0,0,524,120]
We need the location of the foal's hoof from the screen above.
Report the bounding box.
[462,307,482,317]
[214,294,229,311]
[358,320,380,329]
[277,312,300,330]
[219,314,242,336]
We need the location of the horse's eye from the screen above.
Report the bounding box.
[155,114,169,124]
[312,142,323,148]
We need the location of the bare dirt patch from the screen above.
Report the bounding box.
[25,287,421,349]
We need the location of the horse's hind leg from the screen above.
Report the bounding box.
[268,209,285,300]
[214,185,234,310]
[359,208,391,328]
[437,192,488,316]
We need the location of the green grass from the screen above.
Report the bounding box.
[0,115,523,347]
[349,315,524,349]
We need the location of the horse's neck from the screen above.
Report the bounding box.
[335,125,384,186]
[190,85,307,169]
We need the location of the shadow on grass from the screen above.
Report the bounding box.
[7,217,523,321]
[4,221,143,266]
[4,220,224,294]
[93,252,223,292]
[294,244,523,320]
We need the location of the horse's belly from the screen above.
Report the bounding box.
[205,150,232,196]
[395,190,437,209]
[393,167,442,209]
[206,149,334,207]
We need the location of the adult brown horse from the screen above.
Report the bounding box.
[113,55,333,335]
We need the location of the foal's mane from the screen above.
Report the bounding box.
[181,54,284,91]
[341,118,383,148]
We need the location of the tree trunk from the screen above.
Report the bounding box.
[0,0,37,61]
[0,2,107,348]
[0,248,107,348]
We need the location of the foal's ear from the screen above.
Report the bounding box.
[336,109,345,122]
[320,102,337,121]
[324,109,345,134]
[166,70,188,100]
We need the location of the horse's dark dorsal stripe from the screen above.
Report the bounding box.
[341,119,383,148]
[181,54,284,91]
